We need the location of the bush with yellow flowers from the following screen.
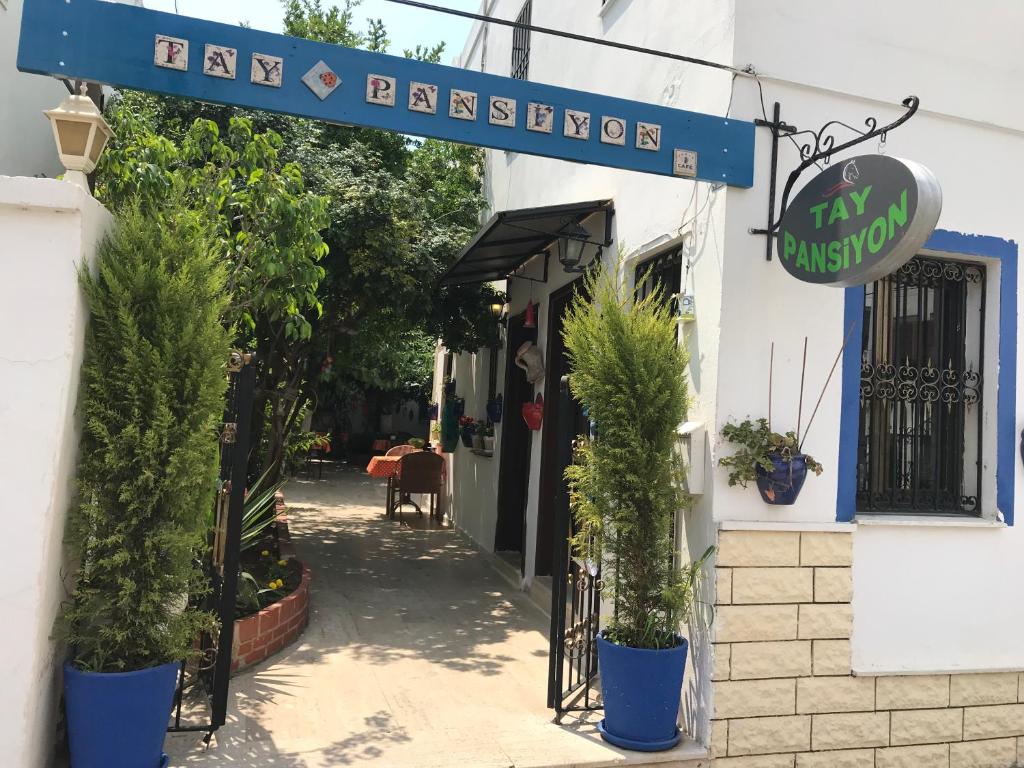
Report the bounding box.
[235,548,301,619]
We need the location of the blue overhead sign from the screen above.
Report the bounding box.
[17,0,755,185]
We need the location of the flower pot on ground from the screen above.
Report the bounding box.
[719,418,823,505]
[64,662,180,768]
[596,633,689,750]
[562,256,713,752]
[61,206,228,768]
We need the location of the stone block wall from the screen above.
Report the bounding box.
[711,529,1024,768]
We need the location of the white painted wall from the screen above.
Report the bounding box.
[721,3,1024,674]
[0,0,66,178]
[446,0,1024,736]
[0,177,110,768]
[448,0,739,744]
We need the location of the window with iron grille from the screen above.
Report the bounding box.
[634,246,682,312]
[511,1,532,81]
[857,256,986,515]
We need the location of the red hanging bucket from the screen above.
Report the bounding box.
[522,394,544,430]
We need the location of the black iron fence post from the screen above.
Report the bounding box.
[209,355,255,731]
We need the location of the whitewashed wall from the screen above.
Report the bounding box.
[0,177,110,768]
[0,0,67,178]
[446,0,1024,744]
[455,0,735,580]
[450,0,739,745]
[722,2,1024,675]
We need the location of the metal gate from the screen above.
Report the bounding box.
[167,350,255,741]
[547,375,603,722]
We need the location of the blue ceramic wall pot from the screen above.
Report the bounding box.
[596,632,688,751]
[64,660,180,768]
[486,394,503,424]
[756,453,809,505]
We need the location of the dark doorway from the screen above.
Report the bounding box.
[535,279,589,577]
[494,312,535,573]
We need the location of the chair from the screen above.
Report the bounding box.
[394,451,445,522]
[384,445,419,515]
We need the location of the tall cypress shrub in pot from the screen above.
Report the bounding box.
[563,260,712,752]
[62,204,229,768]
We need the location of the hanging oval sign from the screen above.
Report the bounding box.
[776,154,942,287]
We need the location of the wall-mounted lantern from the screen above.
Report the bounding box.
[44,88,113,193]
[557,218,603,273]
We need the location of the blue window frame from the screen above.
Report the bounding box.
[837,230,1018,524]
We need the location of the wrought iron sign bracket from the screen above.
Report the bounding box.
[749,95,920,261]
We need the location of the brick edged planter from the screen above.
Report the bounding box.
[231,562,311,673]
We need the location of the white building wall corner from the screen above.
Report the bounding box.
[0,177,111,768]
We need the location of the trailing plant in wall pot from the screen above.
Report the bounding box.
[719,332,851,505]
[563,258,713,752]
[61,205,228,768]
[719,418,823,504]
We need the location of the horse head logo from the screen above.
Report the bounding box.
[842,159,860,185]
[823,159,862,198]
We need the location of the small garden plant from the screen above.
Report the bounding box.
[237,551,302,619]
[562,257,712,650]
[62,204,229,672]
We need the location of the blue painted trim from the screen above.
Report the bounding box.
[837,229,1019,524]
[16,0,755,185]
[836,285,865,523]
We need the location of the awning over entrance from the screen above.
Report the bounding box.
[440,199,614,286]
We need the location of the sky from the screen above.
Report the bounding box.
[142,0,480,62]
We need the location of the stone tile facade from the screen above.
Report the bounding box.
[712,529,1024,767]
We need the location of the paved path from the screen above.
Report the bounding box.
[166,466,704,768]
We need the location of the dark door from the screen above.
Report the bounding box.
[494,312,535,573]
[535,279,589,577]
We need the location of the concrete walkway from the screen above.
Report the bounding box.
[166,466,706,768]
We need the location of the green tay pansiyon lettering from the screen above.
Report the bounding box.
[775,155,941,287]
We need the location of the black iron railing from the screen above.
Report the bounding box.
[548,376,602,721]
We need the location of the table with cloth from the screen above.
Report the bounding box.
[366,453,444,518]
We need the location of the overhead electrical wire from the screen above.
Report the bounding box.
[380,0,752,76]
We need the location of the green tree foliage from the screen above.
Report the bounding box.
[96,107,329,342]
[63,206,230,672]
[95,0,501,477]
[563,260,709,650]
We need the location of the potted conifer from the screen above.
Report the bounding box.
[563,259,712,752]
[61,205,229,768]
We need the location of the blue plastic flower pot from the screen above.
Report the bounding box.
[596,632,687,752]
[64,660,180,768]
[755,453,809,505]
